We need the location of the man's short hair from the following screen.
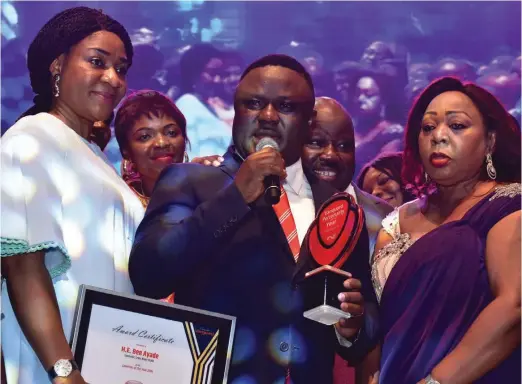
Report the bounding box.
[240,54,315,99]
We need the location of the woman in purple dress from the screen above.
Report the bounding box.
[368,77,521,383]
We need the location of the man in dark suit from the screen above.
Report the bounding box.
[129,55,379,384]
[302,97,393,384]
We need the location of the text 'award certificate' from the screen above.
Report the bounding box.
[71,286,235,384]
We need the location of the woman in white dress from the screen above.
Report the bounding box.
[1,7,144,384]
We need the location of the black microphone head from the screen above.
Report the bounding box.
[265,184,281,204]
[255,137,280,152]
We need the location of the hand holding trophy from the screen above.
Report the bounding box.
[301,192,365,326]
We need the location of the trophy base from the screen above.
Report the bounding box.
[300,265,353,325]
[303,305,351,326]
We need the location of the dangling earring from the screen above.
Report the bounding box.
[486,153,497,180]
[121,159,149,207]
[53,74,61,98]
[121,159,140,183]
[184,151,189,163]
[424,172,430,184]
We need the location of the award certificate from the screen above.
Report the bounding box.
[71,285,235,384]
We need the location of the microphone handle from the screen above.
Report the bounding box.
[264,175,281,205]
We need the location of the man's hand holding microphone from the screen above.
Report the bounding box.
[234,138,287,205]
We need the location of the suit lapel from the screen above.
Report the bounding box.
[219,148,296,263]
[350,183,393,258]
[254,166,339,266]
[253,199,295,262]
[219,147,242,179]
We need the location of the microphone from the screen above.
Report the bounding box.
[255,137,281,205]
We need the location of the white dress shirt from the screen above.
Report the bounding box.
[282,159,316,246]
[283,162,359,246]
[345,183,358,204]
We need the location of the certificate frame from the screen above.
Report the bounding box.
[71,285,236,384]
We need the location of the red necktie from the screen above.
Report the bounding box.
[272,188,300,262]
[274,189,299,382]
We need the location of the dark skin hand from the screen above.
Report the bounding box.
[190,155,224,167]
[336,274,365,339]
[234,147,287,204]
[2,253,87,384]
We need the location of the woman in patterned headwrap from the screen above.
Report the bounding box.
[1,7,144,383]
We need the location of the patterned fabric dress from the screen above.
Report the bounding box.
[372,184,521,383]
[1,113,144,383]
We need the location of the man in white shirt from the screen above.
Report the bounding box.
[130,54,379,384]
[301,96,393,383]
[302,97,393,256]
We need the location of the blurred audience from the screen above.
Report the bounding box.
[1,38,33,134]
[333,60,361,111]
[427,57,477,82]
[2,24,520,177]
[126,43,166,92]
[476,70,521,111]
[351,73,405,175]
[206,49,244,127]
[174,43,234,159]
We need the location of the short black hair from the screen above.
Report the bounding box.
[20,6,133,119]
[114,90,189,156]
[240,54,315,99]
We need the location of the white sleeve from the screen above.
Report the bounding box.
[1,131,71,279]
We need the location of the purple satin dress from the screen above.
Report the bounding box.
[379,184,521,383]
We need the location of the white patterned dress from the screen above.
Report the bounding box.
[1,113,145,383]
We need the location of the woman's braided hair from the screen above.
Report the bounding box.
[19,6,133,119]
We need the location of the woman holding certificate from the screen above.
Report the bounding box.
[1,7,144,383]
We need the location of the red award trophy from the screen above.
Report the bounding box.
[302,192,365,325]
